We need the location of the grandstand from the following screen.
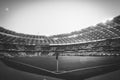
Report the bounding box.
[0,15,120,57]
[0,15,120,80]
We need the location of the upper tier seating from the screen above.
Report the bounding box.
[0,15,120,45]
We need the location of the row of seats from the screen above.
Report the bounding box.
[1,49,120,57]
[0,37,120,52]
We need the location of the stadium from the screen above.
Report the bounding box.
[1,0,120,80]
[0,15,120,80]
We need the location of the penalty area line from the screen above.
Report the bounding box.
[57,63,120,74]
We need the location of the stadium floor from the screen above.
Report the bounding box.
[11,56,120,72]
[1,56,120,80]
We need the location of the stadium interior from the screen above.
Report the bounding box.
[0,15,120,57]
[0,15,120,80]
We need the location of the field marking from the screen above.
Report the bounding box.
[6,58,120,74]
[56,63,120,74]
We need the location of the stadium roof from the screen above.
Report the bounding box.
[0,0,120,36]
[0,15,120,45]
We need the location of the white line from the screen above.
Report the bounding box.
[56,59,59,72]
[7,59,57,74]
[56,63,120,74]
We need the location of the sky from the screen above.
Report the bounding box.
[0,0,120,36]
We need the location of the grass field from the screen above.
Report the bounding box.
[12,56,120,72]
[1,56,120,80]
